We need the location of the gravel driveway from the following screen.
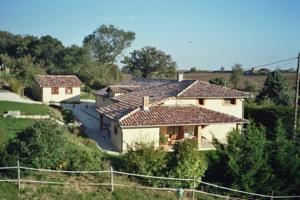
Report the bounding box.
[61,100,118,154]
[0,90,41,104]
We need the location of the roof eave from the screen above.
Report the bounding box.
[120,120,247,128]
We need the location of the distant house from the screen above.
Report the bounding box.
[94,73,249,152]
[258,68,270,75]
[244,67,271,75]
[33,75,82,103]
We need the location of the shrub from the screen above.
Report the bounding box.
[64,144,102,171]
[8,78,22,94]
[168,139,207,187]
[159,134,168,145]
[61,109,75,124]
[243,80,256,92]
[123,143,168,176]
[2,120,102,171]
[5,120,67,169]
[209,77,226,86]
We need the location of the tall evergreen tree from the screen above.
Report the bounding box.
[213,123,273,193]
[256,70,290,105]
[271,119,300,194]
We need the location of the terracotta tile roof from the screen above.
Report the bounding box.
[112,80,195,107]
[178,80,249,98]
[120,105,246,127]
[94,78,176,96]
[97,102,136,120]
[35,75,82,87]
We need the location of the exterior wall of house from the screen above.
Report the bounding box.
[201,99,243,118]
[110,121,123,152]
[163,98,243,118]
[201,123,238,142]
[41,87,80,103]
[95,95,113,108]
[110,123,160,152]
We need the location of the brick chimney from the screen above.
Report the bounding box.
[177,72,184,82]
[143,96,150,111]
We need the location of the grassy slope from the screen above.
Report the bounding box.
[0,101,51,115]
[0,182,219,200]
[0,118,35,140]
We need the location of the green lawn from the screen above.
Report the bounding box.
[0,118,35,140]
[80,91,95,100]
[0,101,51,115]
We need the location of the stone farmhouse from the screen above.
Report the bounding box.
[94,73,249,152]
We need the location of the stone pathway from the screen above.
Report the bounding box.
[61,100,119,154]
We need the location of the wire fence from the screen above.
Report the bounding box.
[0,162,300,200]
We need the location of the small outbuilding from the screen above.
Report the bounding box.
[33,75,82,103]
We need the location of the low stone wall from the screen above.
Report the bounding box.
[18,114,50,119]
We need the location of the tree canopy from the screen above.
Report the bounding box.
[83,25,135,65]
[256,69,290,105]
[122,46,177,78]
[229,63,243,89]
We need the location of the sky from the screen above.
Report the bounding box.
[0,0,300,70]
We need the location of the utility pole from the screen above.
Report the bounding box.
[293,53,300,139]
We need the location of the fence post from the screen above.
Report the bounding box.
[17,160,21,190]
[110,166,114,192]
[271,191,274,200]
[192,177,195,199]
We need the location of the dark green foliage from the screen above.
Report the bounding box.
[229,63,243,89]
[4,120,66,168]
[244,101,293,134]
[61,108,75,124]
[123,143,168,176]
[256,70,290,105]
[243,80,256,92]
[83,25,135,64]
[0,27,135,89]
[169,140,207,181]
[209,123,273,193]
[122,140,207,188]
[270,119,300,194]
[209,77,226,86]
[190,67,197,72]
[122,46,177,78]
[0,120,101,170]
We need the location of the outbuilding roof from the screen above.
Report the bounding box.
[35,75,82,87]
[120,105,246,127]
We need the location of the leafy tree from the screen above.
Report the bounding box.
[256,70,290,105]
[36,35,64,67]
[83,25,135,65]
[190,67,197,73]
[243,80,256,92]
[229,63,243,89]
[209,77,226,86]
[54,45,91,70]
[122,46,177,78]
[169,139,207,184]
